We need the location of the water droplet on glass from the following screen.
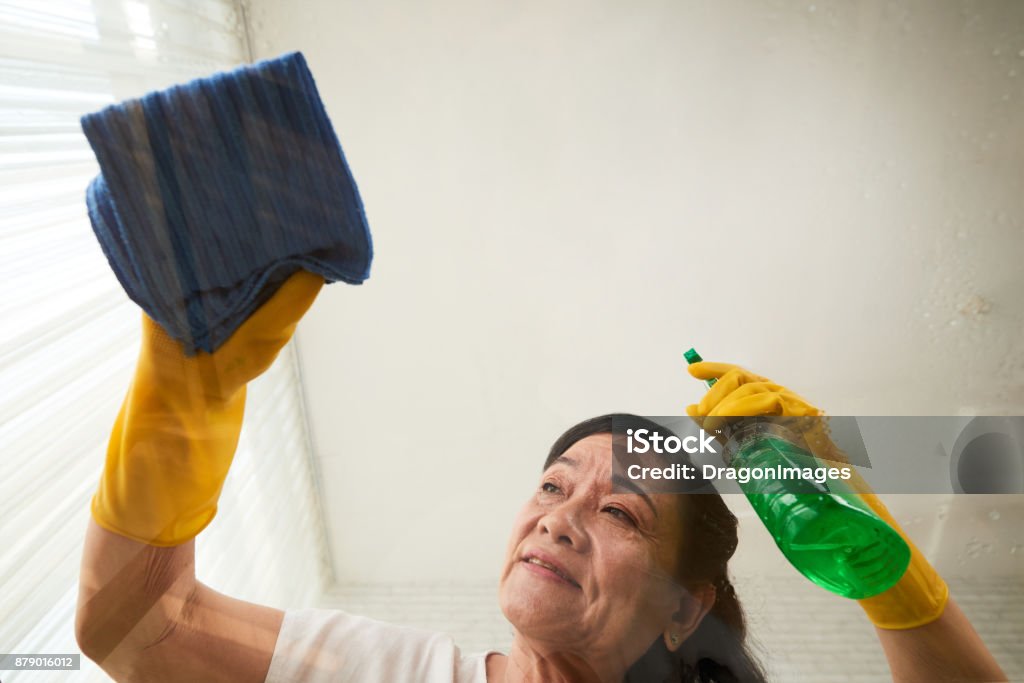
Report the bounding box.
[958,295,991,317]
[989,509,1001,521]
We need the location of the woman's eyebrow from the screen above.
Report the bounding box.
[610,475,658,518]
[553,455,577,468]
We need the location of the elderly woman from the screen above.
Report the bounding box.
[76,273,1006,682]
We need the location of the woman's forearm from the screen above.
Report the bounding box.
[75,519,198,672]
[875,598,1007,683]
[76,518,284,683]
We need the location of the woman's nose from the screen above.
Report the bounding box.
[538,502,590,552]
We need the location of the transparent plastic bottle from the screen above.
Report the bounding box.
[684,348,911,599]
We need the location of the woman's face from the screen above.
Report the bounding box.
[498,433,689,668]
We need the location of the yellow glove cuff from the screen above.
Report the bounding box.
[801,422,950,629]
[91,381,245,546]
[856,492,950,630]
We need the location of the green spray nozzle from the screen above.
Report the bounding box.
[684,347,716,388]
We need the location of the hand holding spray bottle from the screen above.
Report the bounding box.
[683,348,911,599]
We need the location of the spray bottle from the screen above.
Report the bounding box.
[684,348,911,599]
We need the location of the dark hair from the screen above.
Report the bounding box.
[545,414,768,683]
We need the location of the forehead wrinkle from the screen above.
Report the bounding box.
[545,436,618,494]
[553,454,578,468]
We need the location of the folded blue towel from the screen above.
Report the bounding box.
[81,51,372,354]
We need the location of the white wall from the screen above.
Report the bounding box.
[243,1,1023,675]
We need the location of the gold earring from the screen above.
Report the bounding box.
[671,634,680,645]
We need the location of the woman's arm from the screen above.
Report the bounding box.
[76,519,283,683]
[75,272,322,682]
[874,598,1007,683]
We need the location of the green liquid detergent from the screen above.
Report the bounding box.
[684,348,911,599]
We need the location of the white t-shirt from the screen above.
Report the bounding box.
[264,608,496,682]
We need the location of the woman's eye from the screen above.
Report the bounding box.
[604,506,636,526]
[540,482,561,494]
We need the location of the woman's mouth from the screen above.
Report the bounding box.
[521,554,581,588]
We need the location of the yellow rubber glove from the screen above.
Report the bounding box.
[91,271,324,547]
[687,360,949,630]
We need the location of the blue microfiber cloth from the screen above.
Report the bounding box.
[81,51,372,354]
